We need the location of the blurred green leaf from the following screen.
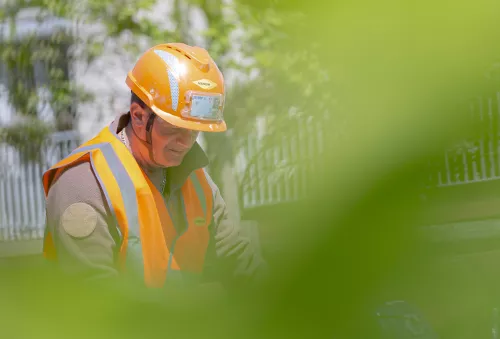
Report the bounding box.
[0,118,53,162]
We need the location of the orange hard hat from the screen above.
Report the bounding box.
[126,43,226,132]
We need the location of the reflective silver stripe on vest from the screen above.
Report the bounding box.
[189,171,206,215]
[202,168,218,212]
[69,143,144,277]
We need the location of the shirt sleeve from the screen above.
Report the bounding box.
[202,173,268,289]
[45,161,120,283]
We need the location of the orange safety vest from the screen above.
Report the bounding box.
[42,124,215,288]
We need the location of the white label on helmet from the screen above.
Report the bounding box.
[193,79,217,90]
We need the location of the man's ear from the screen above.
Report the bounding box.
[130,102,148,128]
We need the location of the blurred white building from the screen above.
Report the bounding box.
[0,2,254,241]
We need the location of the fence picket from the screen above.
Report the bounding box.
[0,130,79,241]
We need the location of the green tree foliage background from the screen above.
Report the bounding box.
[0,0,328,195]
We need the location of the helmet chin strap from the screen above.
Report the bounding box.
[130,111,164,168]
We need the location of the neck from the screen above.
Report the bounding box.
[123,123,163,174]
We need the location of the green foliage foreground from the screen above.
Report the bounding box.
[2,0,500,338]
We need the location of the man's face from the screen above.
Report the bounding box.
[151,117,199,167]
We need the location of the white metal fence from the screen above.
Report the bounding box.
[239,92,500,209]
[429,93,500,187]
[237,115,327,209]
[0,130,79,241]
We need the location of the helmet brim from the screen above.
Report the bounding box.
[151,105,227,132]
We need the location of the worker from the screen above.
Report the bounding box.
[42,43,267,290]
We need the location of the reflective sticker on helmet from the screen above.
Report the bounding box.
[190,95,221,120]
[154,49,180,74]
[155,50,182,111]
[168,70,179,111]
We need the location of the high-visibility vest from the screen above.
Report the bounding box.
[42,124,214,288]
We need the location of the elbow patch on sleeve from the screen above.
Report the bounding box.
[60,203,98,239]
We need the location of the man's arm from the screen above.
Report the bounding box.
[45,161,120,282]
[202,174,268,289]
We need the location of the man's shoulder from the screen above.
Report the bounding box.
[46,160,107,215]
[51,160,100,191]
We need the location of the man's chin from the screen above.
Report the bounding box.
[160,150,187,167]
[162,157,184,167]
[166,161,181,167]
